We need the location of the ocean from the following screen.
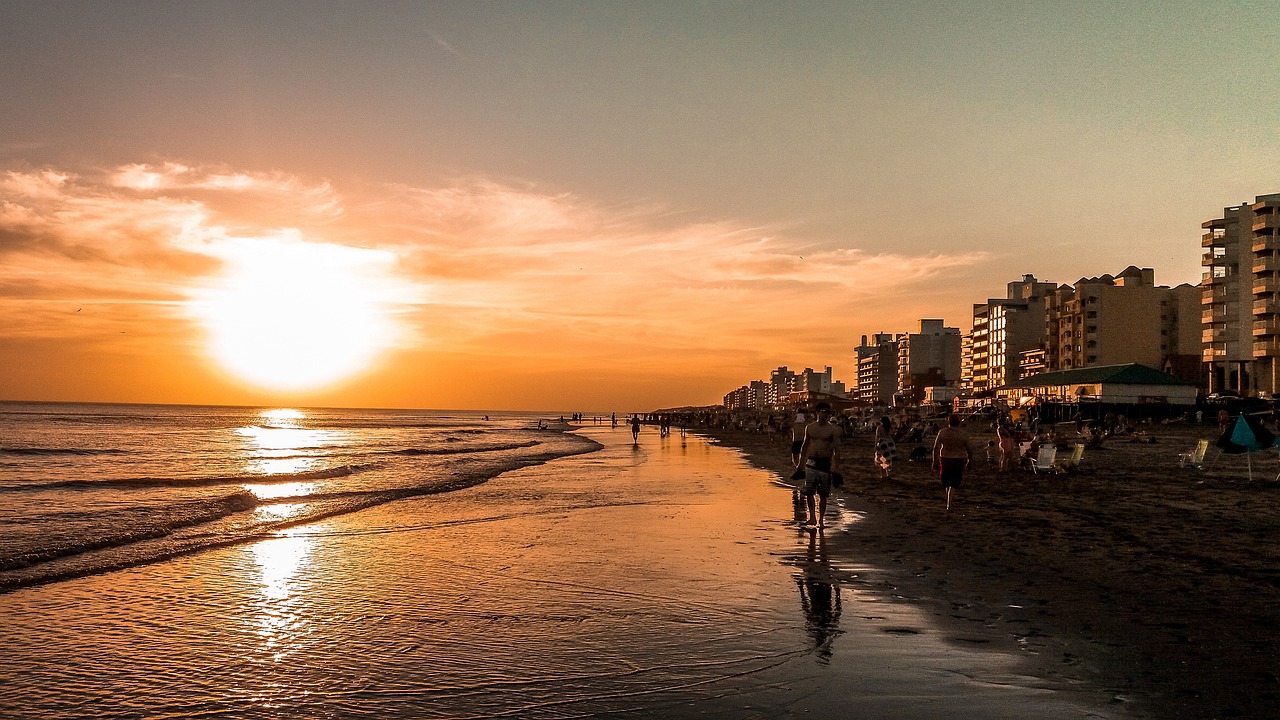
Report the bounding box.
[0,402,600,592]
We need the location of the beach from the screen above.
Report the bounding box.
[704,419,1280,719]
[0,422,1116,719]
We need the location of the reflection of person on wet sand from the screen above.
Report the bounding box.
[796,529,842,662]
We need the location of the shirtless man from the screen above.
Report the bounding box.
[932,414,973,511]
[798,402,841,528]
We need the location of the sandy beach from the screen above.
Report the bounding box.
[703,419,1280,719]
[0,423,1118,719]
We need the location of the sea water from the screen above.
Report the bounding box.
[0,402,599,591]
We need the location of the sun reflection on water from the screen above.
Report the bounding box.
[249,532,315,663]
[236,409,345,491]
[243,482,317,501]
[253,502,307,522]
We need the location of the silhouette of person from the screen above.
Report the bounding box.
[631,415,641,444]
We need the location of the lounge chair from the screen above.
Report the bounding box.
[1030,446,1058,474]
[1178,439,1210,470]
[1056,443,1085,472]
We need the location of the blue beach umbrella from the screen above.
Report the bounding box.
[1214,414,1280,481]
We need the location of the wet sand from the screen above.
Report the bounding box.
[0,425,1113,719]
[704,420,1280,719]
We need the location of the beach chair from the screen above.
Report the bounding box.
[1056,443,1085,472]
[1178,439,1210,470]
[1030,445,1058,474]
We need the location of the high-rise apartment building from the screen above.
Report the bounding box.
[855,333,898,405]
[1045,267,1199,373]
[896,319,962,403]
[970,275,1057,393]
[1249,194,1280,393]
[1202,200,1258,393]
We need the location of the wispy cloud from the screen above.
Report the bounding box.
[0,160,988,402]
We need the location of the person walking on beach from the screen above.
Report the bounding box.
[873,416,896,479]
[631,415,641,444]
[798,402,841,529]
[933,414,972,511]
[790,409,809,468]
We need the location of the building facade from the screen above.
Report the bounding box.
[1045,267,1199,375]
[1249,195,1280,394]
[896,319,962,403]
[1201,199,1260,394]
[970,275,1057,393]
[855,333,899,405]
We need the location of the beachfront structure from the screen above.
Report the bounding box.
[970,274,1057,394]
[769,366,797,406]
[999,363,1199,407]
[791,366,846,398]
[959,333,973,394]
[1246,194,1280,395]
[896,319,962,404]
[1202,199,1260,394]
[1043,267,1200,379]
[724,366,848,411]
[855,333,899,405]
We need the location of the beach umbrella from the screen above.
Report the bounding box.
[1214,414,1279,481]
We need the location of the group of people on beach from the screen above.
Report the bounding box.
[791,406,974,525]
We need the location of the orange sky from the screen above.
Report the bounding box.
[1,3,1276,411]
[0,164,987,410]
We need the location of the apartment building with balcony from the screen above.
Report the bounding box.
[896,319,962,403]
[855,333,899,405]
[970,274,1057,393]
[1202,199,1259,393]
[1045,266,1199,376]
[1250,194,1280,393]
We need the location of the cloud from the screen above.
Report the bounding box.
[0,160,988,393]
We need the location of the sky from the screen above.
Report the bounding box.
[2,1,1279,412]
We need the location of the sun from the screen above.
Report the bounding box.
[190,234,403,391]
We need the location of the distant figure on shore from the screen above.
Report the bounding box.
[996,422,1017,472]
[874,416,896,479]
[799,402,841,528]
[611,412,617,428]
[933,414,972,511]
[790,410,809,468]
[631,415,641,444]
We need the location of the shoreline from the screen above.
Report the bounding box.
[699,422,1280,719]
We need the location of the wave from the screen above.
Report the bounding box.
[0,434,603,592]
[0,490,258,572]
[389,440,540,456]
[2,463,381,492]
[0,447,127,456]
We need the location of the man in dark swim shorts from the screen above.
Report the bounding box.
[798,403,841,528]
[932,414,972,511]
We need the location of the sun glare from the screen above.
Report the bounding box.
[191,236,404,391]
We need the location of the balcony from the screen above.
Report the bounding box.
[1202,285,1231,304]
[1253,237,1280,253]
[1203,308,1230,323]
[1255,276,1280,295]
[1257,256,1280,274]
[1203,233,1226,248]
[1255,298,1280,316]
[1204,328,1229,343]
[1203,252,1229,267]
[1257,319,1280,337]
[1253,213,1280,232]
[1254,338,1280,357]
